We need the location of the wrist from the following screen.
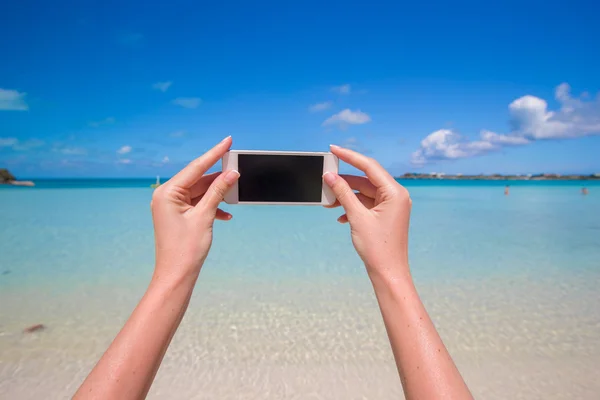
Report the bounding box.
[366,261,414,290]
[150,263,200,294]
[368,267,420,312]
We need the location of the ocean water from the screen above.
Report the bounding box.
[1,180,599,399]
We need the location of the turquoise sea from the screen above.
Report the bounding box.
[1,180,599,399]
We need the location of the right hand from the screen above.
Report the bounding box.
[150,136,239,285]
[323,145,412,280]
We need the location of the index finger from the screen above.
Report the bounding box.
[339,174,377,198]
[169,136,232,188]
[330,145,396,188]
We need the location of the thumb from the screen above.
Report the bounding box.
[323,172,363,217]
[196,169,240,216]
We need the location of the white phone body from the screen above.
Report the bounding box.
[222,150,339,205]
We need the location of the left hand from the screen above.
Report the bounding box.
[150,136,239,284]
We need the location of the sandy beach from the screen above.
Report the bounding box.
[2,273,599,399]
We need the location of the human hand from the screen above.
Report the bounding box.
[324,145,412,280]
[150,136,240,284]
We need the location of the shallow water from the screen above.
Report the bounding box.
[1,182,599,399]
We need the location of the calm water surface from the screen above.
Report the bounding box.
[1,180,599,399]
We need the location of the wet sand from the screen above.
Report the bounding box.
[2,273,599,399]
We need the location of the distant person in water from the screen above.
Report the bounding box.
[582,187,589,195]
[504,185,510,196]
[74,137,473,400]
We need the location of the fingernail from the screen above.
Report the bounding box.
[224,169,240,184]
[221,135,232,143]
[323,171,337,185]
[330,144,340,149]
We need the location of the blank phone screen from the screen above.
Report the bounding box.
[238,154,324,202]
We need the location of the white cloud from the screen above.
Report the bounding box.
[332,84,351,95]
[322,109,371,127]
[89,117,115,128]
[411,130,497,165]
[172,97,201,109]
[507,83,600,139]
[153,81,172,92]
[0,137,18,147]
[169,130,186,138]
[152,156,171,167]
[341,137,371,154]
[309,101,332,112]
[60,147,87,155]
[0,89,28,111]
[16,139,45,151]
[1,138,45,151]
[117,145,132,154]
[480,130,530,145]
[117,159,132,165]
[60,159,80,167]
[412,83,600,165]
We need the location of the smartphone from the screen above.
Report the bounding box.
[222,150,339,205]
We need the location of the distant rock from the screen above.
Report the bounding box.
[23,324,45,333]
[0,168,34,186]
[0,168,16,183]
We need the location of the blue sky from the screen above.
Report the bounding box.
[1,0,600,178]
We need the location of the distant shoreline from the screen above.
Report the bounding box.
[0,168,34,187]
[397,173,600,181]
[0,181,35,186]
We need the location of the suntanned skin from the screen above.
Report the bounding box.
[74,138,472,400]
[324,145,473,399]
[73,137,240,399]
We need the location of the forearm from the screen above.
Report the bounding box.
[74,272,197,400]
[369,265,472,400]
